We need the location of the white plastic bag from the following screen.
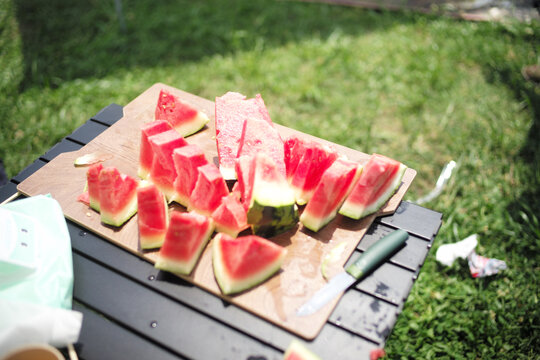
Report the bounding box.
[0,195,83,355]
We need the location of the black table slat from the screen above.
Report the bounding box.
[358,224,432,272]
[0,181,19,203]
[40,138,83,162]
[91,103,123,126]
[350,259,415,306]
[377,201,443,240]
[73,302,184,360]
[72,253,283,360]
[11,159,48,184]
[329,290,399,345]
[67,120,109,145]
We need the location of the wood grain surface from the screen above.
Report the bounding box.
[17,83,416,339]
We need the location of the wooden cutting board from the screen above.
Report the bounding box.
[17,83,416,340]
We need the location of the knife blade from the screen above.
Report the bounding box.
[296,229,409,317]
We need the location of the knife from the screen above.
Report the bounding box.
[296,229,409,317]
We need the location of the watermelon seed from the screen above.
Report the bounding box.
[150,321,158,328]
[20,242,27,247]
[21,228,28,233]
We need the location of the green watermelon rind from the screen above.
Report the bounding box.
[283,340,322,360]
[172,111,210,138]
[339,164,407,220]
[154,219,215,275]
[247,180,299,237]
[212,234,286,295]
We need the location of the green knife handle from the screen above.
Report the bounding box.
[346,229,409,279]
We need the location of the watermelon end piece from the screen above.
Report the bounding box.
[283,340,322,360]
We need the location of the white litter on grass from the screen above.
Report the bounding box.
[436,234,478,267]
[415,160,457,205]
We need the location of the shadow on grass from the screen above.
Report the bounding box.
[13,0,421,90]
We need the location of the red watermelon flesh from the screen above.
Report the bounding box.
[172,144,209,208]
[300,158,362,232]
[189,163,229,217]
[98,166,139,227]
[137,182,169,249]
[289,141,338,205]
[234,155,256,211]
[138,120,172,179]
[215,91,272,180]
[212,233,286,295]
[155,211,214,275]
[148,129,188,201]
[283,135,307,183]
[211,194,248,238]
[155,89,209,137]
[339,154,406,220]
[86,163,103,212]
[236,117,286,178]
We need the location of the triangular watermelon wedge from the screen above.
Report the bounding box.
[288,140,338,205]
[212,233,287,295]
[172,144,209,208]
[138,120,172,179]
[148,129,188,201]
[98,166,139,227]
[155,211,214,275]
[211,194,249,238]
[155,89,209,137]
[339,154,407,220]
[137,181,169,250]
[300,158,362,232]
[189,163,229,217]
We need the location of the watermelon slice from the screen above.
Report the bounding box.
[215,91,272,180]
[138,120,172,179]
[148,129,188,201]
[86,163,103,212]
[235,155,256,211]
[289,139,338,205]
[98,166,139,227]
[211,194,249,238]
[283,340,322,360]
[247,153,298,237]
[212,233,287,295]
[137,182,169,249]
[283,135,307,183]
[236,117,286,178]
[155,211,214,275]
[172,144,209,207]
[155,89,209,137]
[300,158,362,232]
[339,154,407,220]
[189,163,229,217]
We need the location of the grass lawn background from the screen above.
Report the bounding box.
[1,0,539,358]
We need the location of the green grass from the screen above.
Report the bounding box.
[2,0,539,358]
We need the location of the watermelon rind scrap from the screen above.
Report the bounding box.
[212,233,286,295]
[339,163,407,220]
[283,340,322,360]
